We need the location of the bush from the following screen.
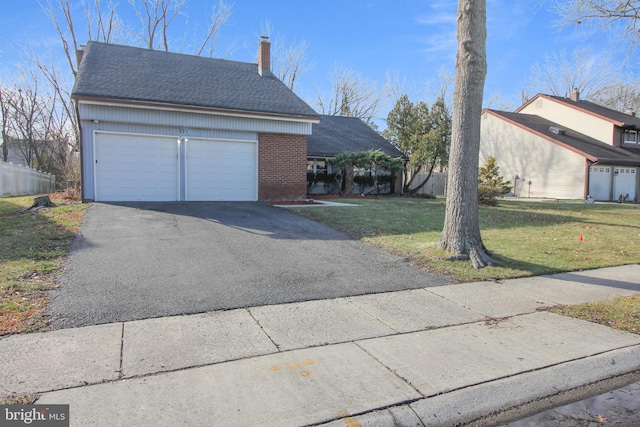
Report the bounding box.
[307,172,337,184]
[478,185,503,206]
[354,175,375,187]
[376,174,395,184]
[478,157,511,206]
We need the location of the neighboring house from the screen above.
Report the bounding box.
[306,115,407,194]
[72,38,320,202]
[1,138,31,166]
[481,91,640,202]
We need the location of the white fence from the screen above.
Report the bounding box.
[1,161,56,197]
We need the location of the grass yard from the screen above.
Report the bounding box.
[550,295,640,335]
[290,197,640,282]
[291,196,640,335]
[0,194,87,335]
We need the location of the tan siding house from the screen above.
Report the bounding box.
[480,92,640,202]
[481,112,586,199]
[518,94,615,145]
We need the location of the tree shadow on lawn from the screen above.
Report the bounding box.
[0,199,80,265]
[485,252,569,278]
[0,198,84,335]
[343,207,594,239]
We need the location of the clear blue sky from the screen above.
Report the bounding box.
[0,0,626,121]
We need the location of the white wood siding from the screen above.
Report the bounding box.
[519,97,614,144]
[78,102,315,200]
[481,113,586,199]
[78,103,314,135]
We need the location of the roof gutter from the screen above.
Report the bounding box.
[72,96,321,124]
[592,158,640,166]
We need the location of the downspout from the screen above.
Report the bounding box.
[75,101,86,202]
[584,160,591,200]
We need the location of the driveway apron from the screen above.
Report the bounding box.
[48,202,453,328]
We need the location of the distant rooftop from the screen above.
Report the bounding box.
[307,115,407,159]
[486,109,640,165]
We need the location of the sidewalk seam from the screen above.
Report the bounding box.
[353,341,424,398]
[344,297,400,333]
[246,308,280,351]
[422,287,494,318]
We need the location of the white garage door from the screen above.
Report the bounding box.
[613,167,637,201]
[186,139,256,201]
[588,165,612,201]
[94,133,179,202]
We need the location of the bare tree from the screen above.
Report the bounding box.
[0,84,11,162]
[592,77,640,112]
[259,22,313,91]
[194,0,233,57]
[524,44,640,111]
[552,0,640,51]
[42,0,122,77]
[128,0,186,51]
[527,46,615,99]
[438,0,495,269]
[43,0,233,75]
[315,66,382,127]
[3,70,51,170]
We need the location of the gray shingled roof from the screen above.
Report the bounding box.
[488,110,640,165]
[307,115,407,158]
[72,41,318,118]
[543,95,640,129]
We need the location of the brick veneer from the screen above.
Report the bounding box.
[258,133,307,201]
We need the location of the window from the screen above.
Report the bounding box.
[623,131,638,144]
[307,159,328,174]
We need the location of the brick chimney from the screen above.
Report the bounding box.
[258,36,271,76]
[571,88,580,102]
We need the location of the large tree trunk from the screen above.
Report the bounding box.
[438,0,494,269]
[343,166,355,195]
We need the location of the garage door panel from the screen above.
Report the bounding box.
[94,134,257,202]
[95,134,178,202]
[186,139,256,201]
[589,166,612,201]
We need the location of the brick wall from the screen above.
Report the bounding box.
[258,133,307,201]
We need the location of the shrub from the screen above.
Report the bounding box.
[478,185,503,206]
[354,175,375,187]
[478,157,511,206]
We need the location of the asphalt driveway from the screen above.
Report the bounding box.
[48,202,454,328]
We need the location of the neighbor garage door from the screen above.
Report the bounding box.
[94,133,179,202]
[185,139,256,201]
[588,165,612,201]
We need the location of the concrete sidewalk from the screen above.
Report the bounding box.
[2,265,640,426]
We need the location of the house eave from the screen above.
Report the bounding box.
[593,158,640,166]
[483,109,598,162]
[72,96,321,124]
[518,94,626,127]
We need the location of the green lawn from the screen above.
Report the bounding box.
[0,194,87,335]
[290,197,640,282]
